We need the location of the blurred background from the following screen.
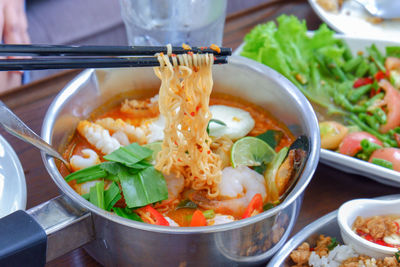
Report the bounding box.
[26,0,271,82]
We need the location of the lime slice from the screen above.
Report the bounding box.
[231,136,276,168]
[144,141,162,162]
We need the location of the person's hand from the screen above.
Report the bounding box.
[0,0,30,93]
[0,0,30,44]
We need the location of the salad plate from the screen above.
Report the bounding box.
[0,134,27,218]
[267,194,400,266]
[234,34,400,187]
[308,0,400,42]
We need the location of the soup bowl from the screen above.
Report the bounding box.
[0,56,320,266]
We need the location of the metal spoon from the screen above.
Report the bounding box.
[278,135,310,201]
[0,100,71,170]
[353,0,400,19]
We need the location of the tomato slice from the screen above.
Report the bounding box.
[190,210,207,227]
[339,132,382,157]
[242,194,263,219]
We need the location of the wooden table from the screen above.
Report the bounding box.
[1,0,398,266]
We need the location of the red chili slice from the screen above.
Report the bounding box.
[139,205,169,226]
[242,194,263,219]
[374,71,386,81]
[353,77,373,88]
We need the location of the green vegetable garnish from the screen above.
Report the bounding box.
[177,199,198,209]
[256,130,283,149]
[202,210,215,219]
[395,250,400,263]
[241,14,400,150]
[327,237,339,251]
[371,158,394,170]
[103,143,153,168]
[64,143,169,209]
[89,180,105,209]
[104,182,122,211]
[356,139,382,161]
[206,119,226,134]
[113,207,143,222]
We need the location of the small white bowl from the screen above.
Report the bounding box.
[338,198,400,259]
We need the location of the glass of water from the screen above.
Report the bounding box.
[119,0,227,46]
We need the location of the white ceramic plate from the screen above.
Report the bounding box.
[308,0,400,42]
[0,134,27,218]
[234,34,400,187]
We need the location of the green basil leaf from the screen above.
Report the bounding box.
[256,130,283,149]
[118,166,168,208]
[113,207,143,222]
[104,182,121,211]
[64,164,107,183]
[82,193,90,200]
[104,143,153,167]
[89,180,105,209]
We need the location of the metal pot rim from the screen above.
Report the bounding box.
[41,56,320,234]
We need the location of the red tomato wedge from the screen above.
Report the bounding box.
[369,148,400,171]
[339,132,382,157]
[242,193,263,219]
[378,79,400,133]
[190,210,207,227]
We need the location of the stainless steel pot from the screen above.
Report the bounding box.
[0,56,320,266]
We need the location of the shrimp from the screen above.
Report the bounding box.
[112,131,130,146]
[207,214,235,226]
[120,95,159,118]
[145,115,165,143]
[70,148,101,171]
[77,120,121,155]
[191,166,267,218]
[95,117,147,144]
[154,172,184,209]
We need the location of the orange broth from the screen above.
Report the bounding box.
[60,92,295,225]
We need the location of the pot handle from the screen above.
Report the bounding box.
[0,195,94,266]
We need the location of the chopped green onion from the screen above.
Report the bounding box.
[202,210,215,219]
[327,237,339,250]
[371,158,394,170]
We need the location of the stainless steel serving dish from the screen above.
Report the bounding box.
[19,56,319,266]
[268,194,400,267]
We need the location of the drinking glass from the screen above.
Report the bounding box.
[119,0,227,46]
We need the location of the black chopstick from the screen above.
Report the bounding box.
[0,56,228,71]
[0,44,232,57]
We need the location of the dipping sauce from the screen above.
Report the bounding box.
[353,215,400,248]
